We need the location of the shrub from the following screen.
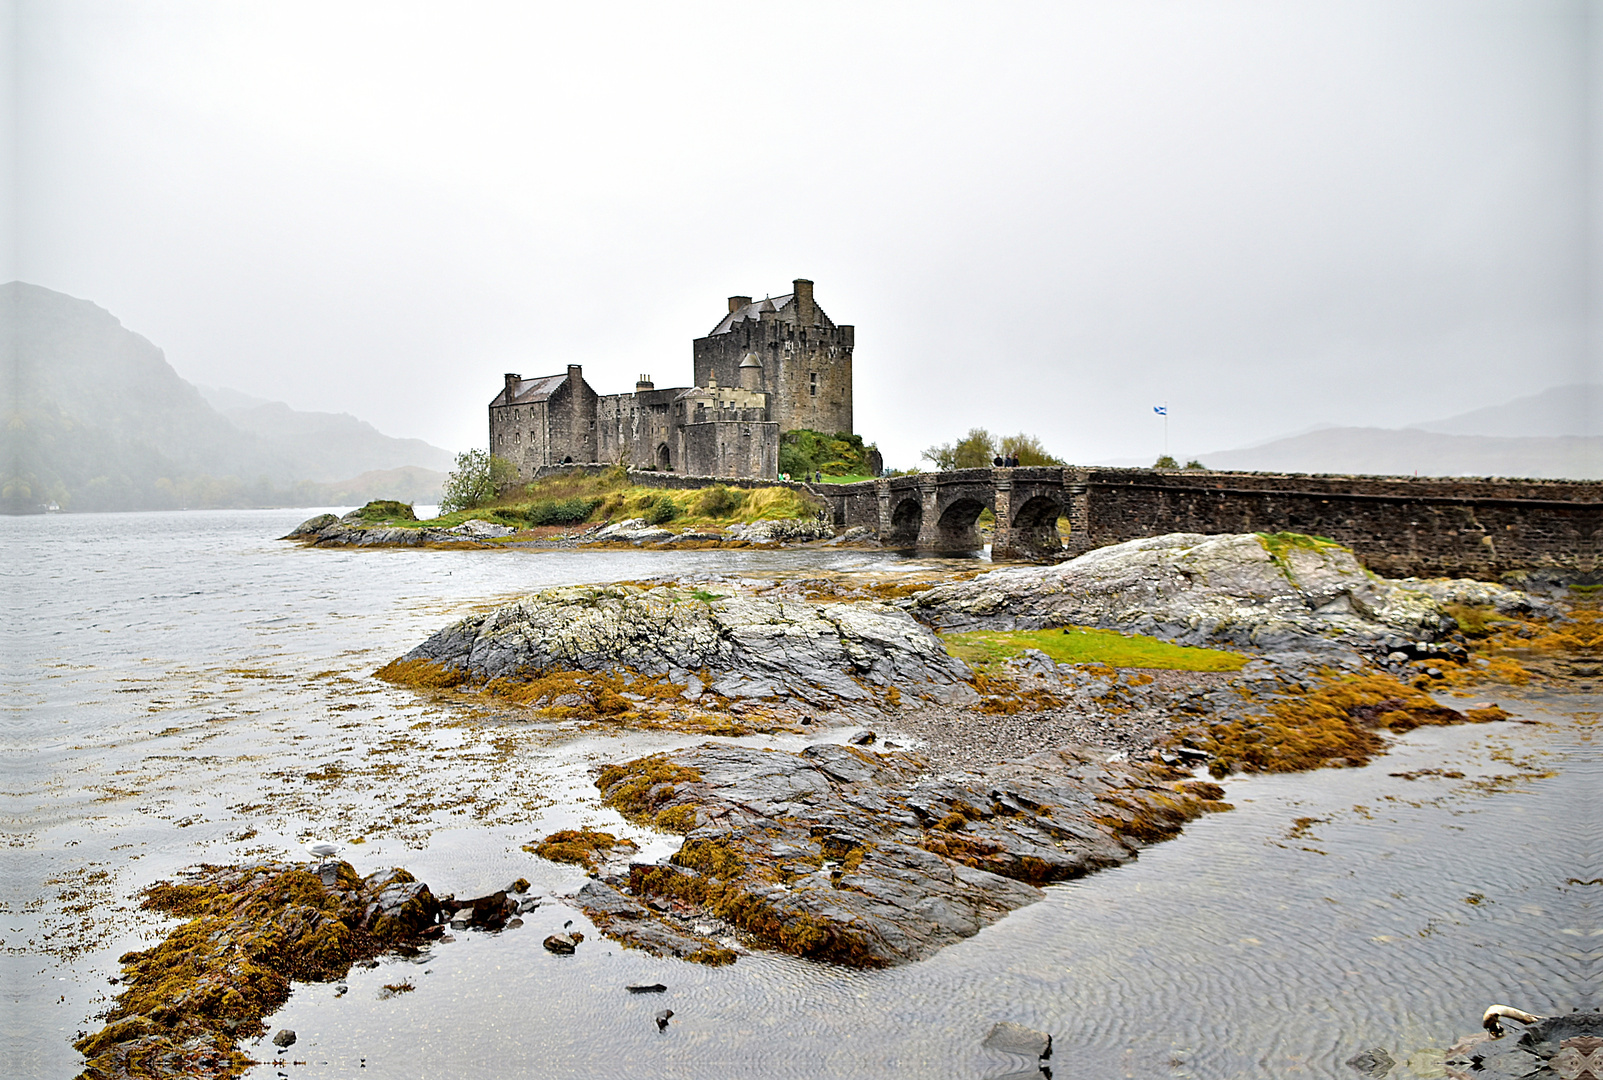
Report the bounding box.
[525,497,602,526]
[781,429,877,476]
[694,485,746,517]
[1154,455,1178,469]
[353,500,416,522]
[645,495,680,525]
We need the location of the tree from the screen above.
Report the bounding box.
[440,449,517,514]
[923,429,1064,470]
[998,433,1065,466]
[1184,459,1206,470]
[922,428,997,471]
[1154,455,1178,469]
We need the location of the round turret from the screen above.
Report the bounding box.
[739,352,763,391]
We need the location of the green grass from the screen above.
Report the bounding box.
[811,473,876,485]
[942,626,1248,672]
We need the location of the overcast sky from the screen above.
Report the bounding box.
[8,1,1597,467]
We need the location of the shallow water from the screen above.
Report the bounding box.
[5,510,1597,1079]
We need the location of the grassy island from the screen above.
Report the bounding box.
[359,467,824,534]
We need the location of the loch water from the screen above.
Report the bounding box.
[4,510,1597,1079]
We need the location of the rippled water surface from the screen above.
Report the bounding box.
[5,510,1597,1079]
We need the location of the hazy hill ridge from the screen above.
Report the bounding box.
[1190,426,1602,480]
[196,386,455,481]
[1409,383,1598,438]
[1100,385,1601,479]
[2,282,452,512]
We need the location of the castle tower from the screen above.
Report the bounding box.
[693,278,853,435]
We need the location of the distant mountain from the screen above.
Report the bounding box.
[195,386,455,481]
[1410,383,1598,438]
[2,282,455,512]
[1191,427,1602,480]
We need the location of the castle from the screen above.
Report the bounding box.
[489,279,853,480]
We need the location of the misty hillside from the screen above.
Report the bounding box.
[1192,426,1602,479]
[1410,383,1598,438]
[2,282,454,511]
[196,386,455,480]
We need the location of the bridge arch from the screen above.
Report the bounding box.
[925,494,991,552]
[997,492,1066,560]
[883,497,923,547]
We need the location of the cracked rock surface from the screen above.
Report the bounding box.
[398,584,976,706]
[577,741,1223,967]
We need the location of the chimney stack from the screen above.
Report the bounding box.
[793,278,815,324]
[504,373,521,403]
[728,295,752,314]
[567,364,583,385]
[636,374,654,392]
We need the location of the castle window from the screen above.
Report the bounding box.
[810,372,818,397]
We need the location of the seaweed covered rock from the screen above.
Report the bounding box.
[76,862,437,1080]
[575,742,1226,967]
[389,584,975,708]
[914,532,1527,654]
[281,509,483,548]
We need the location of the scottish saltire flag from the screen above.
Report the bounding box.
[1153,405,1167,415]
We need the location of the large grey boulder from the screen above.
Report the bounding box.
[914,532,1510,653]
[396,584,974,706]
[724,517,833,543]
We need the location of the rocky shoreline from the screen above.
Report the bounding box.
[283,510,866,550]
[87,529,1581,1077]
[372,530,1565,969]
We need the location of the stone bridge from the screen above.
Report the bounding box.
[813,466,1602,579]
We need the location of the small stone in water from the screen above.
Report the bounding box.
[543,932,582,954]
[655,1009,674,1031]
[982,1021,1051,1060]
[272,1029,296,1049]
[627,983,668,994]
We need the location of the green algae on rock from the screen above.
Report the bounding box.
[76,862,438,1080]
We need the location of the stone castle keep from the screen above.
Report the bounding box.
[489,279,853,479]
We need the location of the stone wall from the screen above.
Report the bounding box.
[1073,468,1598,578]
[489,398,549,476]
[680,418,779,479]
[596,387,686,471]
[813,467,1601,577]
[523,463,816,496]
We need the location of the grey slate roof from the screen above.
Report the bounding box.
[495,373,566,407]
[708,293,795,336]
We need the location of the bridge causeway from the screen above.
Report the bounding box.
[813,466,1601,578]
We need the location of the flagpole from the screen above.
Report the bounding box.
[1163,401,1169,461]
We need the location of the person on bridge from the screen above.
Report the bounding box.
[993,454,1004,467]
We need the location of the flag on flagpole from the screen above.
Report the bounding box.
[1153,405,1167,415]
